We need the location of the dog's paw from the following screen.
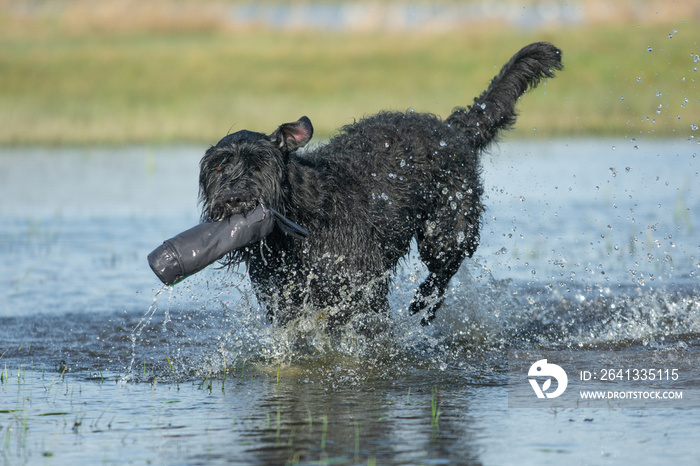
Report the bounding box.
[409,295,441,326]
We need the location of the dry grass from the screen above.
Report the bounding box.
[0,1,698,145]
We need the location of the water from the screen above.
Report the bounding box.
[229,1,584,31]
[1,139,699,464]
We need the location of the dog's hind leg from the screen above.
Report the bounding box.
[409,221,477,326]
[408,245,465,326]
[409,167,483,325]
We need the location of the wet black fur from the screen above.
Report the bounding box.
[199,42,562,331]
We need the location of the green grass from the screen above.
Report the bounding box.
[0,20,698,145]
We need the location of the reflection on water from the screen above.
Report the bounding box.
[0,139,699,464]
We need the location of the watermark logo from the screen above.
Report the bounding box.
[528,359,568,398]
[509,351,699,408]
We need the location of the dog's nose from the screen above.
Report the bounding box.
[224,193,245,207]
[223,193,249,213]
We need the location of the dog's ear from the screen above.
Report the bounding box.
[270,116,313,152]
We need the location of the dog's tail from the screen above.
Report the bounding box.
[446,42,562,150]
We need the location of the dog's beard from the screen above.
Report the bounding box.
[219,247,251,271]
[206,198,259,221]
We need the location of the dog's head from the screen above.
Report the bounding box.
[199,116,313,222]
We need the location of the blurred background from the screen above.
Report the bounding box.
[1,0,698,145]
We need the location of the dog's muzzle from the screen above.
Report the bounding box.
[208,192,259,221]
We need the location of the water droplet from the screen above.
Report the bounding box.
[691,124,698,131]
[450,201,457,210]
[519,195,525,202]
[636,77,642,82]
[371,172,377,177]
[380,193,389,201]
[611,145,616,151]
[384,142,390,148]
[456,231,465,243]
[400,159,406,167]
[694,55,700,63]
[388,173,397,179]
[620,96,624,100]
[441,187,449,195]
[439,140,447,147]
[656,91,662,97]
[609,167,618,177]
[647,46,653,52]
[455,192,463,200]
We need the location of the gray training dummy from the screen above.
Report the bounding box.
[148,205,308,286]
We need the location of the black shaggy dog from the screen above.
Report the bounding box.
[199,42,562,332]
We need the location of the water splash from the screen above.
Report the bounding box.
[120,285,170,384]
[123,250,700,384]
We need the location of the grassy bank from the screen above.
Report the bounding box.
[1,21,698,145]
